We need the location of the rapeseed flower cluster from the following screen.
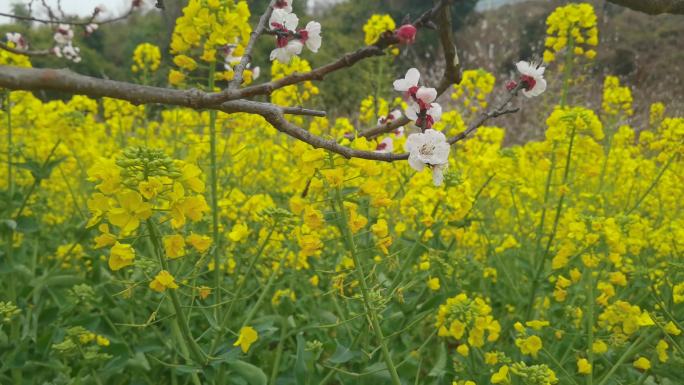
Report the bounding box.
[2,2,683,385]
[543,3,598,62]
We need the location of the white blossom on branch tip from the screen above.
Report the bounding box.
[375,137,394,153]
[6,32,28,50]
[377,109,402,125]
[393,67,420,94]
[270,40,303,63]
[405,129,450,186]
[274,0,292,13]
[516,60,547,98]
[85,23,99,35]
[269,8,299,32]
[54,24,74,45]
[300,21,322,53]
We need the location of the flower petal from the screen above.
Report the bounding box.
[516,60,532,75]
[432,164,446,186]
[405,68,420,85]
[284,12,299,30]
[428,103,443,122]
[405,103,419,121]
[408,153,426,171]
[416,87,437,103]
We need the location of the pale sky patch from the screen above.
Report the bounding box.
[0,0,147,23]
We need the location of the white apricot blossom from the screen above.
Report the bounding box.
[53,24,74,45]
[405,129,450,186]
[393,69,443,129]
[377,109,402,125]
[274,0,292,12]
[516,60,547,97]
[375,137,394,153]
[300,21,322,53]
[6,32,27,50]
[393,67,420,94]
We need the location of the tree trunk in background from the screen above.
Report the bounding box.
[162,0,184,54]
[607,0,684,15]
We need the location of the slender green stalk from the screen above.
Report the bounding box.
[207,63,222,319]
[170,316,203,385]
[524,147,556,319]
[626,151,678,215]
[209,227,274,354]
[269,316,288,385]
[586,270,595,385]
[527,126,577,319]
[332,188,402,385]
[559,34,575,107]
[5,91,12,215]
[595,331,655,385]
[241,255,284,327]
[14,140,62,219]
[5,91,22,385]
[596,116,616,194]
[146,219,206,365]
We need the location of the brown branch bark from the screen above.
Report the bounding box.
[229,0,276,90]
[0,0,517,164]
[207,0,455,105]
[0,42,51,57]
[0,6,136,26]
[607,0,684,15]
[357,3,462,140]
[0,65,324,117]
[448,86,521,145]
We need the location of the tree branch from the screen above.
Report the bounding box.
[448,84,522,145]
[357,2,462,140]
[607,0,684,15]
[0,5,137,27]
[0,42,51,57]
[0,65,324,117]
[207,0,455,105]
[229,0,276,90]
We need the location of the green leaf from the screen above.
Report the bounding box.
[0,219,17,232]
[15,216,39,234]
[428,342,447,378]
[328,342,356,364]
[126,352,151,371]
[294,334,310,385]
[227,360,267,385]
[13,156,66,182]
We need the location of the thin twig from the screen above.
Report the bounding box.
[229,0,276,90]
[0,42,51,57]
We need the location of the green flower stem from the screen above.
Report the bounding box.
[389,201,441,294]
[5,91,22,385]
[145,219,206,365]
[209,226,274,354]
[560,33,575,107]
[586,269,595,385]
[207,63,222,320]
[13,140,62,220]
[5,91,12,216]
[242,254,285,327]
[626,150,678,215]
[595,331,655,385]
[269,316,288,385]
[527,126,577,319]
[332,188,402,385]
[170,316,203,385]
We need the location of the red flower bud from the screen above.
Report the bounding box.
[505,80,518,91]
[395,24,417,45]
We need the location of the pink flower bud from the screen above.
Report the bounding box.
[395,24,417,45]
[505,80,518,91]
